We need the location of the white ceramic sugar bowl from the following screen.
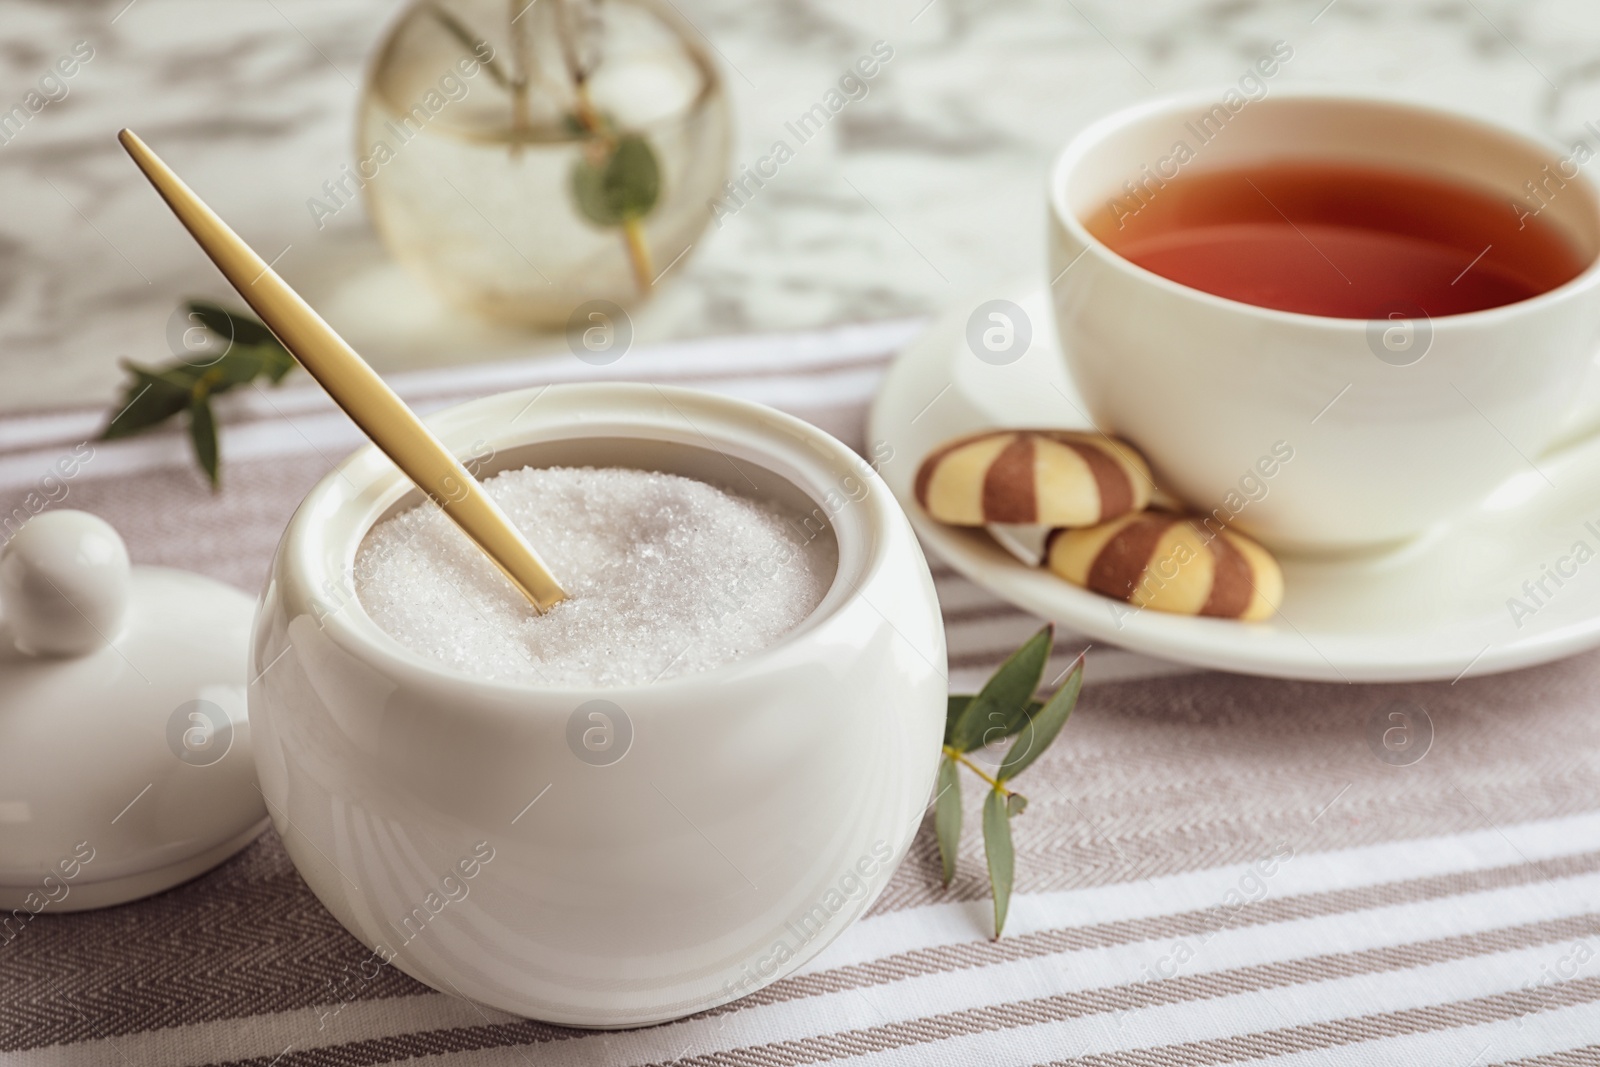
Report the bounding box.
[249,383,946,1027]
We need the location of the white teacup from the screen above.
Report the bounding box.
[1048,89,1600,551]
[249,383,945,1027]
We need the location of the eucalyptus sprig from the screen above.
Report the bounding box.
[569,125,660,285]
[939,625,1084,938]
[99,302,293,489]
[430,0,662,291]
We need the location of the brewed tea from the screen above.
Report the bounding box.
[1085,161,1586,318]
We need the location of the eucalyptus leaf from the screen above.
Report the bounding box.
[209,346,270,386]
[207,341,295,387]
[571,134,661,228]
[983,788,1015,938]
[101,364,194,439]
[261,344,296,383]
[995,700,1043,744]
[945,695,1044,748]
[947,625,1053,753]
[188,396,219,489]
[934,754,961,886]
[941,630,1087,939]
[996,656,1084,782]
[186,300,283,351]
[943,695,972,746]
[99,303,294,486]
[128,358,201,391]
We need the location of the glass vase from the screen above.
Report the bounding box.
[354,0,731,327]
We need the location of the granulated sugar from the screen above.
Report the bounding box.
[355,466,833,687]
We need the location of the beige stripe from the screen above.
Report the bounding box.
[924,434,1015,524]
[626,915,1600,1067]
[1083,435,1154,504]
[1046,512,1145,585]
[946,644,1095,672]
[21,993,529,1067]
[723,849,1600,1014]
[939,603,1052,626]
[1037,974,1600,1067]
[1032,436,1099,526]
[1129,520,1213,615]
[1494,1046,1600,1067]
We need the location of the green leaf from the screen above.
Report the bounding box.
[99,304,292,487]
[997,655,1084,782]
[218,343,293,387]
[1006,792,1028,817]
[983,788,1015,938]
[943,695,972,746]
[172,303,295,387]
[945,694,1045,748]
[100,363,196,439]
[259,343,296,383]
[996,700,1044,744]
[265,353,295,383]
[188,395,219,489]
[947,625,1053,753]
[571,134,661,227]
[209,346,269,386]
[185,300,283,352]
[934,754,961,886]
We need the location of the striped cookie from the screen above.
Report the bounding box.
[1046,512,1282,621]
[915,430,1152,527]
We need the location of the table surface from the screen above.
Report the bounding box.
[5,0,1600,412]
[4,325,1600,1065]
[6,0,1600,1063]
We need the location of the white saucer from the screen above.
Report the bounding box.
[868,284,1600,682]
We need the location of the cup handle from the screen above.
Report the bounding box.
[1546,345,1600,454]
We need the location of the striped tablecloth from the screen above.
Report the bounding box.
[4,322,1600,1065]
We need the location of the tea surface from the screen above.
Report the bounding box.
[1085,161,1587,318]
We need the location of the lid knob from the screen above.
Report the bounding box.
[0,510,131,657]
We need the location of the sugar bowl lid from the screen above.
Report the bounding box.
[0,510,265,912]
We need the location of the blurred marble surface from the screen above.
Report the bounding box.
[2,0,1600,412]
